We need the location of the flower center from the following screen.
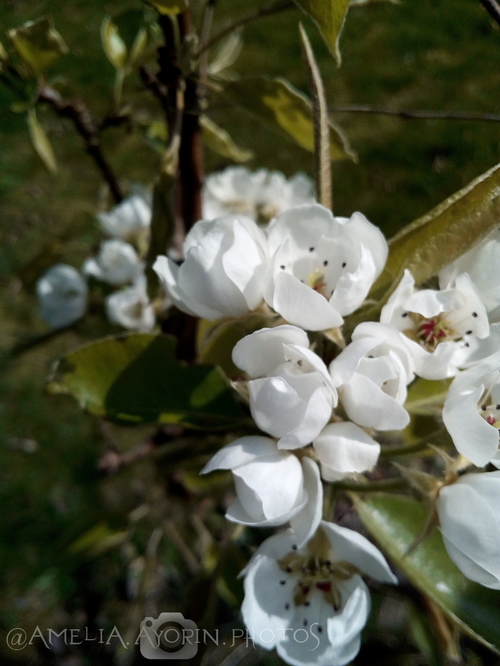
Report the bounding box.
[478,390,500,428]
[277,530,359,611]
[403,313,458,350]
[307,269,328,298]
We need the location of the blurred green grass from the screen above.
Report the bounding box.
[1,0,500,662]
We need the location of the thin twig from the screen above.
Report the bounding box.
[478,0,500,27]
[38,84,123,203]
[329,104,500,123]
[196,0,295,58]
[300,24,332,210]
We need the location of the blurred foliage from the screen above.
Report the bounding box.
[2,0,500,664]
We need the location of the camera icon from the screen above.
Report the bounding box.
[139,612,198,660]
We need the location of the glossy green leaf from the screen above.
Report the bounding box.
[144,0,188,15]
[47,334,245,428]
[222,76,355,162]
[372,162,500,301]
[292,0,350,64]
[354,493,500,653]
[101,17,128,70]
[7,17,68,75]
[200,115,254,163]
[27,108,58,174]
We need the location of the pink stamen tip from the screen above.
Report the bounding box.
[487,415,496,426]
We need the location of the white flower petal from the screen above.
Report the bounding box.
[289,457,323,547]
[437,483,500,582]
[278,386,333,449]
[329,244,376,316]
[329,338,380,388]
[222,218,268,309]
[340,373,410,430]
[313,422,380,480]
[232,325,309,378]
[233,453,304,521]
[322,522,397,584]
[271,271,343,331]
[442,383,499,466]
[200,436,279,474]
[380,269,415,329]
[405,287,464,318]
[248,376,305,438]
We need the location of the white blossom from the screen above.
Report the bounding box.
[36,264,87,329]
[153,214,269,320]
[105,275,157,332]
[241,522,397,666]
[328,322,412,431]
[201,436,322,547]
[98,191,151,241]
[83,239,143,286]
[202,167,315,223]
[232,326,337,448]
[439,229,500,322]
[442,350,500,467]
[264,204,388,331]
[437,471,500,589]
[380,269,489,379]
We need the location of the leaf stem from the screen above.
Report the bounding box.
[300,24,332,210]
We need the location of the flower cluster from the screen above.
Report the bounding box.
[35,168,315,333]
[35,189,159,331]
[152,199,500,665]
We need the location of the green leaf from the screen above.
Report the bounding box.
[405,377,451,416]
[27,108,58,174]
[292,0,350,64]
[101,17,128,70]
[0,40,8,63]
[144,0,188,15]
[47,333,245,428]
[69,522,129,556]
[372,162,500,301]
[7,17,68,75]
[222,76,355,162]
[200,115,254,163]
[354,493,500,653]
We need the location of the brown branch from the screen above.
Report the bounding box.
[329,104,500,123]
[38,85,123,203]
[196,0,295,58]
[178,11,204,232]
[478,0,500,28]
